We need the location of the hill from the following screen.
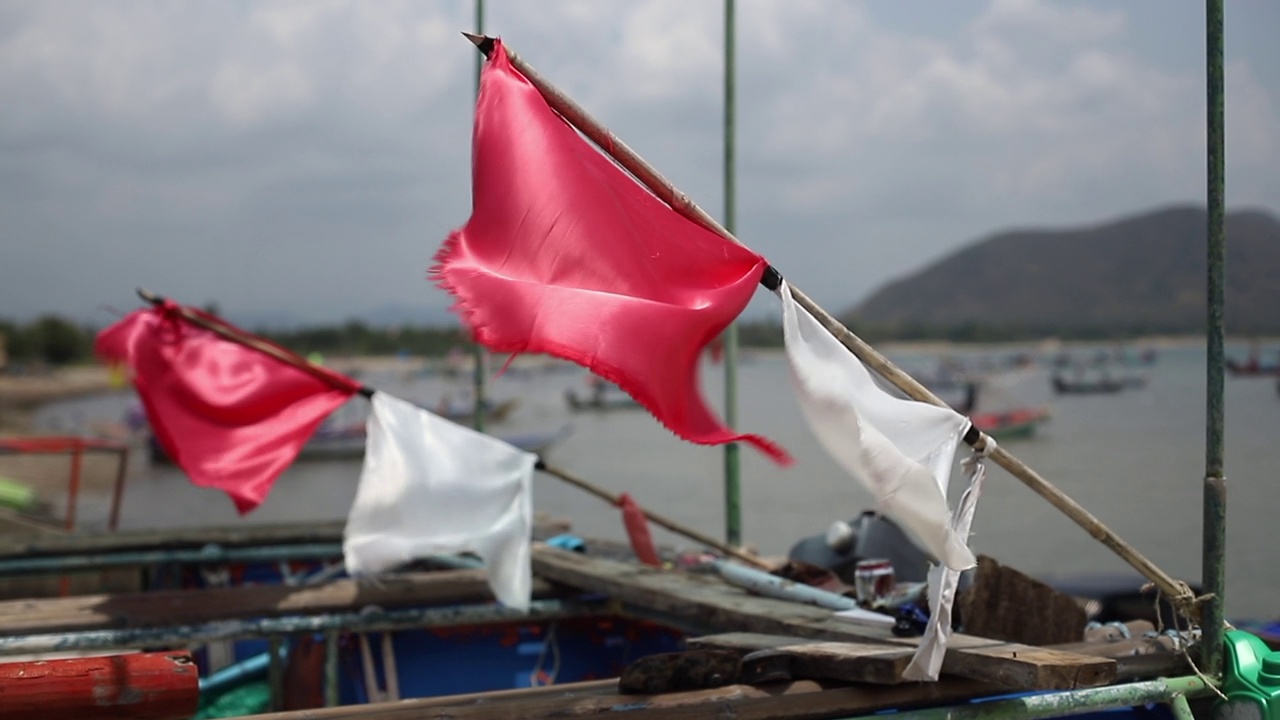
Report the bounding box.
[845,205,1280,339]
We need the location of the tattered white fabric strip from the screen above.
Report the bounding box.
[777,281,975,571]
[904,444,990,681]
[343,392,536,611]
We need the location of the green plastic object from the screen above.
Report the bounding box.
[0,476,35,511]
[1219,629,1280,720]
[193,680,270,719]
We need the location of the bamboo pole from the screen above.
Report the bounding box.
[536,462,769,569]
[462,34,1199,618]
[132,289,765,569]
[135,289,368,397]
[1201,0,1227,676]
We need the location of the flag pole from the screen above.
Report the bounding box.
[721,0,742,550]
[462,34,1200,619]
[536,461,769,568]
[131,288,768,570]
[469,0,488,433]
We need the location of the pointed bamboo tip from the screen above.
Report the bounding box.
[136,287,160,304]
[461,32,496,57]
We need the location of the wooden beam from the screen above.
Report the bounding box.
[532,547,1115,690]
[0,570,557,636]
[248,676,1006,720]
[689,633,914,685]
[958,555,1087,646]
[0,521,347,558]
[692,632,1181,684]
[0,515,572,559]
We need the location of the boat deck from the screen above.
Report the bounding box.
[0,518,1194,719]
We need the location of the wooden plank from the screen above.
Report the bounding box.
[0,570,557,636]
[533,546,871,637]
[1053,635,1191,680]
[248,677,1005,720]
[693,632,1182,684]
[688,633,913,685]
[532,546,1115,690]
[937,642,1114,691]
[0,521,348,558]
[958,555,1087,646]
[0,514,572,558]
[751,642,917,685]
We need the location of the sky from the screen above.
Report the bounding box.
[1,0,1276,328]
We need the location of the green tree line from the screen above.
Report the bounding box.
[0,316,97,367]
[0,313,1199,370]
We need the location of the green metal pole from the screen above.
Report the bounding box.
[324,630,340,707]
[1168,693,1196,720]
[471,0,487,432]
[722,0,742,548]
[1203,0,1227,678]
[853,677,1213,720]
[267,635,284,712]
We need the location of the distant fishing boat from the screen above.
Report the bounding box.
[1226,358,1280,377]
[1052,374,1147,395]
[1226,343,1279,377]
[127,398,570,465]
[943,381,1050,439]
[969,406,1051,439]
[564,378,641,412]
[146,422,572,464]
[432,396,520,424]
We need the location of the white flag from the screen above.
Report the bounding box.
[343,392,537,611]
[778,281,974,571]
[905,457,987,681]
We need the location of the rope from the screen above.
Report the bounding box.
[529,621,561,687]
[1146,583,1228,701]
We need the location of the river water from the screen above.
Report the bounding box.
[28,340,1280,620]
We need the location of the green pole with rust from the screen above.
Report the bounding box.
[1202,0,1227,678]
[866,676,1214,720]
[722,0,742,548]
[470,0,488,433]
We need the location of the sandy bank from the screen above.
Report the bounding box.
[0,366,115,409]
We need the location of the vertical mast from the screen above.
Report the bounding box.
[471,0,488,433]
[722,0,742,548]
[1201,0,1227,677]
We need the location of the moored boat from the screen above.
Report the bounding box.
[970,406,1051,439]
[564,385,641,412]
[146,421,573,464]
[1226,358,1280,377]
[1053,376,1122,394]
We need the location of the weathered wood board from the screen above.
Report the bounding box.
[0,570,556,636]
[959,555,1088,646]
[0,514,573,559]
[233,676,1008,720]
[690,631,1183,685]
[688,633,914,685]
[531,546,1115,690]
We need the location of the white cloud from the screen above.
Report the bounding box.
[0,0,1275,323]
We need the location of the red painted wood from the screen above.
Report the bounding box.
[0,651,199,720]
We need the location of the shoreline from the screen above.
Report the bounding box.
[0,332,1254,430]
